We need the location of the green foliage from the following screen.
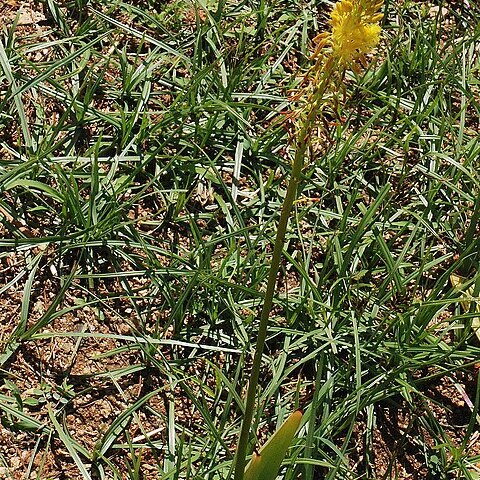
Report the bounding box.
[244,410,303,480]
[0,0,479,479]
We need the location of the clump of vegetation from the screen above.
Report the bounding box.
[235,1,385,478]
[0,0,479,479]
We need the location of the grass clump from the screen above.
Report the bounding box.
[0,0,479,479]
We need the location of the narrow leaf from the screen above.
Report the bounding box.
[450,273,480,342]
[244,410,303,480]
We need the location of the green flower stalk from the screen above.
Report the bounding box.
[233,2,384,479]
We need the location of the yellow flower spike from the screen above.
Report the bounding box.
[329,0,384,64]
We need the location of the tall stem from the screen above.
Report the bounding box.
[232,147,304,480]
[232,66,332,480]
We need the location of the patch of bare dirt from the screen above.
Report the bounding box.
[0,1,47,30]
[345,370,480,479]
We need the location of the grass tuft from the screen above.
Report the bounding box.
[1,0,479,478]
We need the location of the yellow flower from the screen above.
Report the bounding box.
[329,0,383,63]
